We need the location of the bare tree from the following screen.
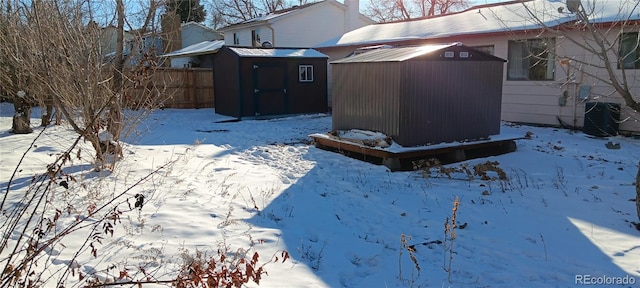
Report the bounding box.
[364,0,469,23]
[165,0,207,23]
[208,0,301,29]
[636,161,640,221]
[0,1,183,286]
[0,0,163,169]
[364,0,412,22]
[512,1,640,117]
[0,1,33,134]
[261,0,287,14]
[211,0,261,27]
[508,0,640,219]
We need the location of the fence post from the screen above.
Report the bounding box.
[191,69,198,108]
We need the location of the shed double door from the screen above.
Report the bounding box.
[252,63,289,116]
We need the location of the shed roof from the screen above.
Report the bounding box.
[316,0,640,48]
[330,43,506,63]
[228,47,328,58]
[162,40,225,58]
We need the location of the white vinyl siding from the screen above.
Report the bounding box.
[272,3,347,47]
[222,1,372,48]
[181,23,221,47]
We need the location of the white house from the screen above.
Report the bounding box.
[164,22,224,67]
[99,25,134,56]
[218,0,373,48]
[316,0,640,135]
[131,20,223,68]
[162,40,225,68]
[180,22,224,47]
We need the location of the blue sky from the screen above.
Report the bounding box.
[115,0,514,29]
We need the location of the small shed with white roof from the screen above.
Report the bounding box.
[213,46,328,118]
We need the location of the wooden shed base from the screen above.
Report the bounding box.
[310,134,522,171]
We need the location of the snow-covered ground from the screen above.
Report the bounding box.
[1,103,639,287]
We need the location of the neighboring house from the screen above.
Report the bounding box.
[180,22,224,47]
[168,22,223,67]
[99,25,134,56]
[315,0,640,135]
[101,21,222,67]
[100,26,146,67]
[218,0,374,48]
[162,40,225,68]
[134,21,223,67]
[160,21,223,67]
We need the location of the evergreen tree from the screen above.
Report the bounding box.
[166,0,206,23]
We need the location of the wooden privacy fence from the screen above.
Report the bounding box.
[125,67,214,109]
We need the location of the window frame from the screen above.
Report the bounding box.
[507,38,555,81]
[618,32,640,69]
[233,33,239,45]
[251,30,261,47]
[298,65,314,83]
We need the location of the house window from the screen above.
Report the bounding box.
[251,30,261,47]
[299,65,314,82]
[472,45,495,55]
[233,33,239,45]
[507,38,555,81]
[619,32,640,69]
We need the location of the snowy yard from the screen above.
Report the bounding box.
[1,103,639,287]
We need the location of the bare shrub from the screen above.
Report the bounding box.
[443,196,460,283]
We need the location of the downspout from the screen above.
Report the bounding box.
[573,66,586,129]
[266,23,275,46]
[559,57,584,130]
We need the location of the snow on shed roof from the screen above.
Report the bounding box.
[316,0,640,48]
[331,43,457,63]
[330,43,507,63]
[162,40,225,58]
[228,47,328,58]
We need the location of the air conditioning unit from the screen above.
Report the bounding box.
[582,102,620,137]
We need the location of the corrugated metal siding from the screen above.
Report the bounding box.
[397,61,503,146]
[332,62,401,137]
[331,54,504,147]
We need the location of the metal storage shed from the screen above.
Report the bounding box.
[213,46,328,119]
[330,43,507,147]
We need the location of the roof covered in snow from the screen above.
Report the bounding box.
[330,43,506,63]
[228,47,328,58]
[162,40,225,58]
[316,0,640,48]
